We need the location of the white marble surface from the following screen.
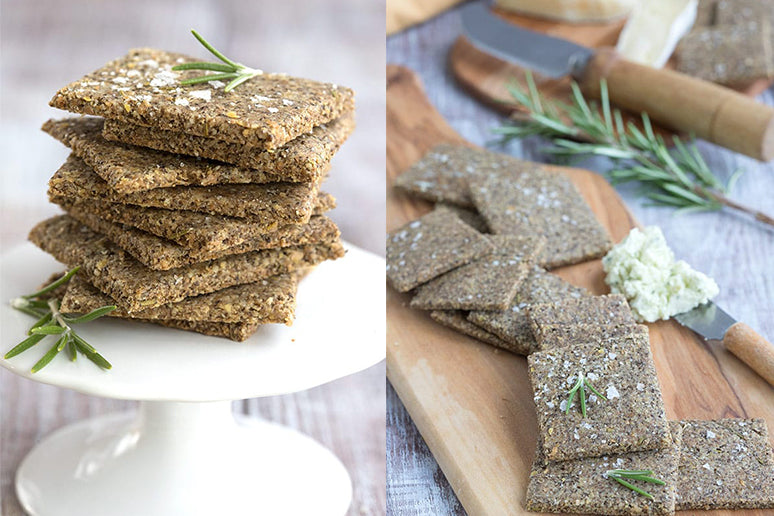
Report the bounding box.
[387,5,774,515]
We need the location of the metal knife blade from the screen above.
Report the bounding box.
[674,301,737,341]
[460,2,594,79]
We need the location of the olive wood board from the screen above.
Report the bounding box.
[449,9,774,135]
[386,64,774,516]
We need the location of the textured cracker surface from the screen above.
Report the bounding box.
[676,418,774,510]
[715,0,774,26]
[49,48,355,150]
[99,112,354,179]
[43,116,350,190]
[429,310,512,349]
[29,215,344,311]
[141,317,262,342]
[436,203,489,233]
[49,154,320,223]
[386,209,494,292]
[528,332,670,462]
[470,170,612,268]
[526,421,683,516]
[468,267,589,355]
[410,235,543,311]
[61,273,297,324]
[395,144,536,207]
[528,294,637,351]
[535,323,648,352]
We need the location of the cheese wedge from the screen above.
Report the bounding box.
[494,0,635,23]
[616,0,698,68]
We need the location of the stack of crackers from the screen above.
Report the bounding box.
[31,48,353,341]
[388,144,774,514]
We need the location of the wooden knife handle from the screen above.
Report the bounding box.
[723,322,774,387]
[577,48,774,162]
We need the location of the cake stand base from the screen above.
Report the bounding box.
[16,401,352,516]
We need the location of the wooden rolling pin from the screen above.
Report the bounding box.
[578,48,774,162]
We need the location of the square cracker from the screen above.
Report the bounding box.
[467,267,589,355]
[436,203,489,233]
[715,0,774,26]
[48,154,320,224]
[386,208,494,293]
[49,48,354,150]
[410,235,544,311]
[143,317,261,342]
[527,331,670,462]
[61,273,297,324]
[526,421,683,516]
[535,323,648,352]
[676,419,774,510]
[29,215,344,311]
[43,116,352,191]
[395,144,535,207]
[429,310,512,349]
[470,169,612,268]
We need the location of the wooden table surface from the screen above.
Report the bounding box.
[0,1,386,515]
[387,5,774,515]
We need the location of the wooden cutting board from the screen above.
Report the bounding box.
[386,64,774,516]
[448,9,774,125]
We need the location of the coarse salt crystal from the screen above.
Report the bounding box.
[189,89,211,101]
[282,98,294,106]
[174,98,190,106]
[606,385,620,399]
[268,107,279,113]
[702,463,712,471]
[706,430,716,439]
[150,70,178,88]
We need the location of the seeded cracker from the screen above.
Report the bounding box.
[410,235,544,311]
[56,195,337,260]
[49,154,320,223]
[395,144,535,207]
[49,48,354,150]
[470,170,612,268]
[43,116,352,191]
[386,209,494,293]
[61,273,297,324]
[429,310,512,348]
[528,294,638,351]
[527,331,670,462]
[467,267,589,355]
[527,421,683,515]
[715,0,774,26]
[62,206,340,271]
[29,215,344,311]
[436,203,489,233]
[145,318,262,342]
[675,419,774,510]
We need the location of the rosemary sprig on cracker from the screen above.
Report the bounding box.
[173,30,263,92]
[605,469,666,500]
[495,73,774,228]
[5,268,114,373]
[565,371,606,418]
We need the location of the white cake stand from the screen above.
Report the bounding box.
[0,241,385,516]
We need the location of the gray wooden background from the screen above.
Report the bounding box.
[387,5,774,515]
[0,0,386,515]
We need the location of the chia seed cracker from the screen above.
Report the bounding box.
[715,0,774,26]
[55,195,337,258]
[395,144,535,207]
[467,267,589,355]
[469,170,612,268]
[526,421,683,516]
[29,215,344,311]
[49,154,321,223]
[386,209,494,293]
[675,419,774,510]
[429,310,513,349]
[49,48,355,151]
[527,331,670,462]
[61,273,297,325]
[43,116,351,191]
[535,323,649,352]
[676,22,774,85]
[436,203,489,233]
[410,235,544,311]
[145,317,262,342]
[62,205,340,271]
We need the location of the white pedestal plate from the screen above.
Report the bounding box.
[0,242,385,516]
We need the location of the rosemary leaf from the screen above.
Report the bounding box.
[24,267,79,299]
[4,334,46,359]
[64,305,117,324]
[31,336,66,373]
[609,476,654,500]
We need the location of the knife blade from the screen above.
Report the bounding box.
[459,1,774,162]
[674,301,736,341]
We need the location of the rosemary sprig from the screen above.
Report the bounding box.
[495,73,774,228]
[173,30,262,92]
[5,267,114,373]
[605,469,666,500]
[565,371,606,418]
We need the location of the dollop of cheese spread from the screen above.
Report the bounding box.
[602,226,719,322]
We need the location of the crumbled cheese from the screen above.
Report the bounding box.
[188,89,212,101]
[602,226,719,322]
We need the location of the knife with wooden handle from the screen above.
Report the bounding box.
[674,303,774,387]
[461,1,774,161]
